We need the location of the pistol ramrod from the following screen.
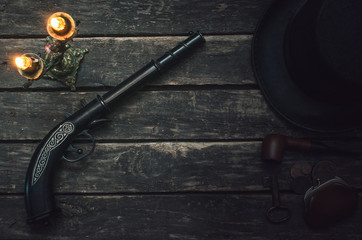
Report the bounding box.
[25,32,205,224]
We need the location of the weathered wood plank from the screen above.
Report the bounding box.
[0,35,253,88]
[0,90,314,140]
[2,89,359,141]
[1,142,361,193]
[0,0,272,36]
[1,194,361,239]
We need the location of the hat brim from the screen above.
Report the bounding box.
[252,0,362,132]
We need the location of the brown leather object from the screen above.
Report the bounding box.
[304,177,358,228]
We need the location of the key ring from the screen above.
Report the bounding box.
[266,205,291,223]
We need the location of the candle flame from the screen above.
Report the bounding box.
[47,13,76,41]
[50,17,66,31]
[15,56,32,70]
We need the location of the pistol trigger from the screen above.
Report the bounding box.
[87,118,111,130]
[62,129,96,163]
[66,144,83,154]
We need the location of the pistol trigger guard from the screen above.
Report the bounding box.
[62,129,96,163]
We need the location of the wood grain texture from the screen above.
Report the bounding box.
[1,194,361,239]
[2,0,362,238]
[1,142,362,194]
[0,0,272,36]
[0,90,291,140]
[2,89,358,141]
[0,35,253,89]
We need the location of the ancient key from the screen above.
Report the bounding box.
[263,175,291,223]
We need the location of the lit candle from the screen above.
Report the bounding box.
[47,12,76,41]
[50,17,66,32]
[15,56,33,71]
[15,53,44,80]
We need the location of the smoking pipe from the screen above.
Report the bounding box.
[261,134,360,162]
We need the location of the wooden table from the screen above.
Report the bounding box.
[1,0,361,239]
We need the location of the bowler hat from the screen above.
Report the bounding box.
[252,0,362,131]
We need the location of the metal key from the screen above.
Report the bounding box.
[263,175,290,223]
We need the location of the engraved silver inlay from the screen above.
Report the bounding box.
[32,122,74,186]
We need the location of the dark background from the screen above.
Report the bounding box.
[0,0,361,239]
